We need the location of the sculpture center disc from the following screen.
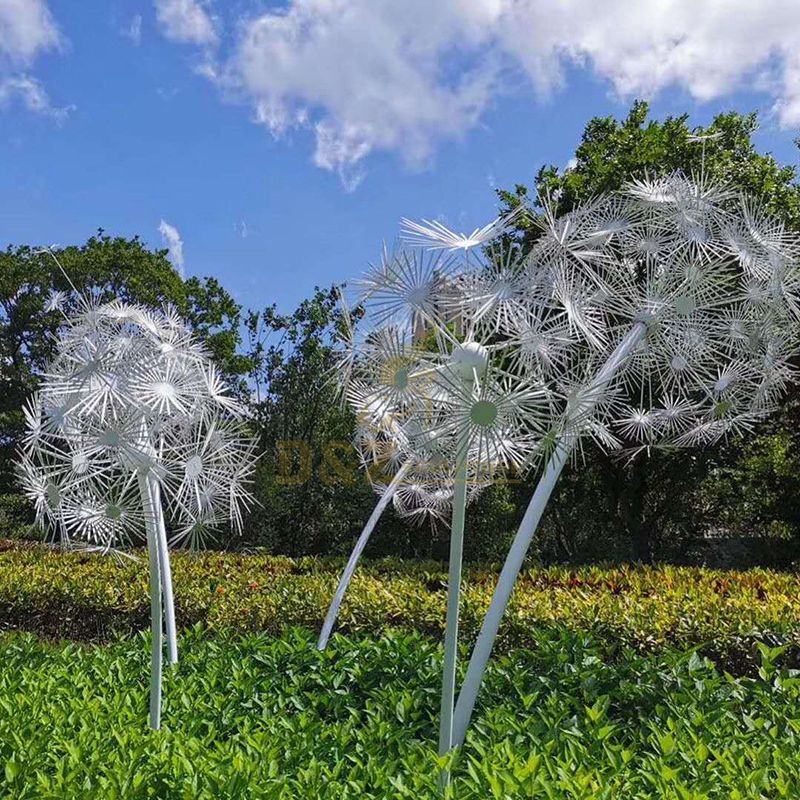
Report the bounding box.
[102,429,121,448]
[153,381,177,399]
[670,354,688,372]
[407,285,430,308]
[186,454,204,478]
[470,399,498,427]
[393,365,409,390]
[450,341,490,381]
[45,482,61,509]
[673,295,696,316]
[72,451,89,474]
[714,375,733,394]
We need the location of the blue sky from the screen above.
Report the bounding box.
[1,1,799,316]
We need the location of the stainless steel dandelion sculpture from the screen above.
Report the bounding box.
[324,169,800,769]
[450,174,800,751]
[17,292,257,729]
[320,229,561,770]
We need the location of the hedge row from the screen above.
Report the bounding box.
[2,540,800,664]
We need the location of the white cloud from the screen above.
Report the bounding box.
[123,14,143,47]
[194,0,800,186]
[492,1,800,126]
[224,0,497,186]
[0,0,62,63]
[0,0,69,120]
[159,219,185,275]
[155,0,216,46]
[0,74,71,120]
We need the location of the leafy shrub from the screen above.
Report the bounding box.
[2,542,800,672]
[0,495,36,540]
[701,425,800,544]
[1,627,800,798]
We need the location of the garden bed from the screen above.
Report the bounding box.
[2,541,800,674]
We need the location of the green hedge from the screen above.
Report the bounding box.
[3,542,800,796]
[2,541,800,669]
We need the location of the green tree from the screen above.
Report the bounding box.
[244,287,377,554]
[499,101,800,563]
[702,410,800,542]
[501,100,800,246]
[0,232,249,495]
[242,286,497,558]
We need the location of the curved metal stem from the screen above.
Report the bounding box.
[138,472,163,730]
[150,476,178,666]
[450,322,647,750]
[317,462,412,650]
[437,424,470,788]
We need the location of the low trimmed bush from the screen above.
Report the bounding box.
[2,542,800,671]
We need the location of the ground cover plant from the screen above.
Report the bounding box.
[2,626,800,799]
[2,544,800,796]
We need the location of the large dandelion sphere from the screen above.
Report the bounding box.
[323,171,800,766]
[18,299,257,552]
[16,295,258,729]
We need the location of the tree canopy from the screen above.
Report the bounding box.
[501,100,800,244]
[0,232,249,492]
[2,102,800,566]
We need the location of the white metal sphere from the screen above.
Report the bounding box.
[449,341,489,381]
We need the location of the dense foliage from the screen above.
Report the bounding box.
[243,287,387,555]
[232,287,519,559]
[1,627,799,798]
[2,543,800,674]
